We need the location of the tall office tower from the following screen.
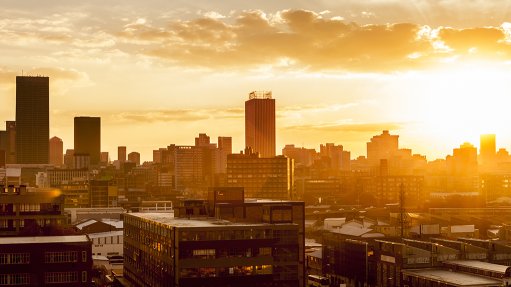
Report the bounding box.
[74,117,101,165]
[64,149,74,168]
[480,134,496,166]
[49,136,63,166]
[118,146,126,163]
[226,148,294,200]
[100,152,109,164]
[245,91,276,158]
[5,121,16,164]
[15,76,49,164]
[128,152,140,166]
[217,136,232,173]
[366,130,399,165]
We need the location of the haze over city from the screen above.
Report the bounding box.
[2,1,511,161]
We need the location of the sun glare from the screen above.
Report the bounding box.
[416,62,511,144]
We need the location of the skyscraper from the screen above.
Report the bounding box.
[74,117,101,165]
[49,136,63,166]
[5,121,16,164]
[245,91,275,158]
[480,134,496,167]
[118,146,127,163]
[128,151,140,166]
[366,130,399,165]
[15,76,49,164]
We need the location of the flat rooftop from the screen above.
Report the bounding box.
[403,268,503,286]
[0,235,89,245]
[444,260,511,274]
[127,213,285,228]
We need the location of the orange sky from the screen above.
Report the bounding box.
[2,1,511,161]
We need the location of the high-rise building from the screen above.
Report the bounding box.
[74,117,101,165]
[245,91,275,158]
[217,136,232,173]
[367,130,399,165]
[226,148,294,200]
[5,121,16,164]
[100,152,109,164]
[64,149,75,168]
[15,76,49,164]
[480,134,496,167]
[127,151,140,166]
[118,146,126,164]
[49,136,63,166]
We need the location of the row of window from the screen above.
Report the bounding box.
[45,271,87,283]
[91,235,123,245]
[0,274,30,285]
[45,251,87,263]
[0,253,30,265]
[183,247,272,259]
[180,265,272,278]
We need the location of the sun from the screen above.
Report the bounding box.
[414,62,511,146]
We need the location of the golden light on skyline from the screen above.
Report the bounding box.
[2,1,511,161]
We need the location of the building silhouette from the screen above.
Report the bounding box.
[480,134,496,167]
[118,146,126,164]
[226,148,294,200]
[127,151,140,166]
[74,117,101,165]
[15,76,49,164]
[366,130,399,165]
[245,91,275,158]
[49,136,63,166]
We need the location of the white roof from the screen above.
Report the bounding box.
[451,225,475,233]
[0,235,89,245]
[6,168,21,177]
[75,219,98,230]
[402,268,502,286]
[444,260,511,274]
[101,219,123,229]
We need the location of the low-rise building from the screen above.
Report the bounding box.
[0,235,92,286]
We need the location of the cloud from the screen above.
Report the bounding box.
[109,108,244,123]
[0,67,87,86]
[115,9,511,72]
[284,122,402,133]
[3,8,511,73]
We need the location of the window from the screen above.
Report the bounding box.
[82,251,87,262]
[45,272,78,283]
[192,249,215,259]
[44,251,78,263]
[81,271,87,283]
[0,253,30,264]
[0,274,31,285]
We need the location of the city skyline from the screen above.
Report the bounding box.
[2,1,511,161]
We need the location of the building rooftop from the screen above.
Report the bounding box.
[402,268,503,286]
[128,212,283,228]
[0,235,89,245]
[444,260,511,274]
[88,230,124,239]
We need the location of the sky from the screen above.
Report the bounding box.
[2,0,511,162]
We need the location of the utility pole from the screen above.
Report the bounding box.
[400,183,405,238]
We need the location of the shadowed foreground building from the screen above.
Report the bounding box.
[0,235,92,286]
[16,76,49,164]
[123,188,304,287]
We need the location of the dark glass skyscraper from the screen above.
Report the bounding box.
[245,91,276,158]
[15,76,49,164]
[74,116,101,165]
